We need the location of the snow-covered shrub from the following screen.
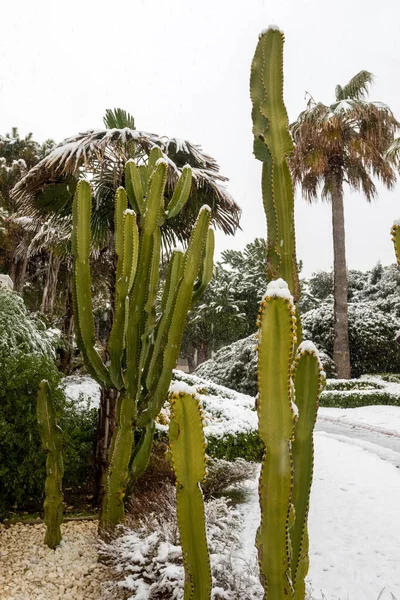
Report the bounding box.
[195,334,258,396]
[302,302,400,377]
[101,490,262,600]
[203,458,258,499]
[0,290,97,516]
[195,332,334,394]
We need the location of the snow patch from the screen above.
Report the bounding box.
[263,278,293,302]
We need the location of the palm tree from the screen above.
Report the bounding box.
[290,72,398,378]
[12,108,240,248]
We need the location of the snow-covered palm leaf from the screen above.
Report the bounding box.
[335,70,374,101]
[12,119,241,246]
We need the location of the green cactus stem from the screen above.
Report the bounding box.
[37,380,64,549]
[391,221,400,268]
[291,342,325,599]
[168,384,212,600]
[250,27,300,302]
[71,153,214,529]
[256,278,297,599]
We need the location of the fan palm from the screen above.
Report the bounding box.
[290,71,398,378]
[12,108,241,250]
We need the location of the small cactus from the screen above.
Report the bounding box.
[37,380,64,549]
[168,385,211,600]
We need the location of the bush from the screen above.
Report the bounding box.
[0,290,97,517]
[302,302,400,378]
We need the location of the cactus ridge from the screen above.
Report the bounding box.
[250,28,300,302]
[290,343,324,598]
[37,380,64,549]
[72,156,214,529]
[256,284,297,599]
[169,389,211,600]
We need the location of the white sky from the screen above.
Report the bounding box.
[1,0,400,276]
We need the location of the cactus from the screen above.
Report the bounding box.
[37,380,64,549]
[71,150,214,528]
[250,27,300,302]
[391,221,400,268]
[291,342,325,599]
[256,279,297,599]
[251,27,324,599]
[168,385,212,600]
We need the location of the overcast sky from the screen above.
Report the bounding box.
[1,0,400,276]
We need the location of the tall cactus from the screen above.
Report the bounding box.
[251,27,323,599]
[256,279,297,598]
[37,380,64,549]
[250,27,300,302]
[168,385,211,600]
[71,149,214,529]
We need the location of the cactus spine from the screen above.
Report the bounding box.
[168,386,211,600]
[251,27,324,599]
[71,150,214,529]
[37,380,64,549]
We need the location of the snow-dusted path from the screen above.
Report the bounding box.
[238,432,400,600]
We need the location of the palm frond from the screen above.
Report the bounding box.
[335,70,374,101]
[103,108,135,130]
[12,127,241,238]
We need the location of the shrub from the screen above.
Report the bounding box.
[0,290,97,517]
[302,302,400,378]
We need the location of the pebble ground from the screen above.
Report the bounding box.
[0,520,112,600]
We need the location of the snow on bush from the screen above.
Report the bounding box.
[0,288,54,357]
[302,302,400,377]
[101,492,263,600]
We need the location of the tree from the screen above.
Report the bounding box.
[0,129,54,291]
[290,71,398,378]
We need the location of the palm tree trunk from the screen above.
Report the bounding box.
[331,178,351,379]
[42,253,61,314]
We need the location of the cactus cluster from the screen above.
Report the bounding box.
[71,148,214,528]
[391,220,400,268]
[37,380,64,549]
[168,384,211,599]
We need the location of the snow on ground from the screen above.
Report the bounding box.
[319,405,400,436]
[238,433,400,600]
[61,375,101,410]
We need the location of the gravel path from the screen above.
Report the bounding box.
[0,520,112,600]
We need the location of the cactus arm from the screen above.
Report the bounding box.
[108,193,139,389]
[126,419,156,496]
[137,207,212,427]
[125,159,167,398]
[125,160,144,214]
[137,227,161,391]
[191,228,215,305]
[145,249,184,391]
[72,180,110,387]
[166,164,193,219]
[391,222,400,268]
[291,342,324,598]
[37,380,64,549]
[169,388,211,600]
[147,145,163,174]
[256,279,296,599]
[100,390,136,528]
[250,27,300,301]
